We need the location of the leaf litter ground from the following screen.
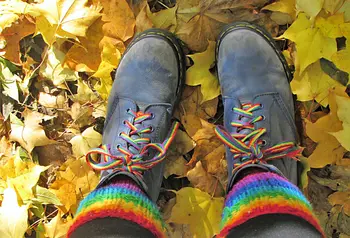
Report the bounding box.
[0,0,350,237]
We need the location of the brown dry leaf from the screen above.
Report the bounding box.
[0,16,35,64]
[165,130,196,178]
[175,86,218,137]
[175,0,272,51]
[44,211,72,238]
[135,0,153,32]
[202,145,228,189]
[328,191,350,216]
[187,161,224,197]
[93,0,135,42]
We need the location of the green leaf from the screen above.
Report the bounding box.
[33,186,62,206]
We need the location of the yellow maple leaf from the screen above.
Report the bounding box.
[8,164,49,201]
[9,110,56,153]
[280,13,338,73]
[169,187,224,238]
[291,60,344,106]
[35,0,102,45]
[323,0,345,15]
[49,179,77,213]
[44,211,72,238]
[186,41,220,103]
[40,45,79,86]
[331,95,350,151]
[147,4,177,31]
[262,0,296,25]
[305,90,347,168]
[69,126,102,158]
[296,0,324,18]
[92,42,121,100]
[332,48,350,74]
[0,188,28,238]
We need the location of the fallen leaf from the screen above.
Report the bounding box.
[169,187,224,238]
[44,211,72,238]
[147,5,177,31]
[134,0,153,32]
[328,191,350,216]
[175,0,271,51]
[280,13,338,73]
[33,186,62,206]
[338,1,350,22]
[0,16,35,64]
[10,111,56,153]
[93,0,135,42]
[74,79,99,104]
[0,0,36,32]
[165,130,196,178]
[69,126,102,158]
[291,60,344,107]
[65,18,105,72]
[35,0,102,45]
[187,161,224,197]
[332,48,350,74]
[306,90,347,168]
[331,95,350,151]
[92,42,121,100]
[0,63,20,101]
[323,0,345,15]
[296,0,324,18]
[262,0,296,24]
[38,92,67,109]
[49,179,77,213]
[202,145,228,189]
[186,41,220,102]
[8,164,49,201]
[40,45,79,86]
[68,102,94,128]
[0,187,28,238]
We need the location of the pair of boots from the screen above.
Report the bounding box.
[69,22,324,238]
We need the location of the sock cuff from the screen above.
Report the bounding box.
[219,172,324,237]
[67,179,166,238]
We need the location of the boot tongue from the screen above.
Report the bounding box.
[237,101,255,144]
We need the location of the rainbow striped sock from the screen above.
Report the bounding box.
[67,178,166,238]
[218,172,324,237]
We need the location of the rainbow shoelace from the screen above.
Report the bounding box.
[215,103,302,174]
[86,109,179,176]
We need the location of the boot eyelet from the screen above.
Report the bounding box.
[149,126,154,132]
[126,108,131,113]
[261,115,266,121]
[123,120,126,124]
[150,113,155,119]
[117,144,121,149]
[119,132,123,136]
[261,140,267,146]
[259,104,264,109]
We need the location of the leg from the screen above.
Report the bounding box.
[68,29,186,237]
[215,22,324,237]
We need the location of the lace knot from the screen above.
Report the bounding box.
[215,103,301,174]
[85,110,179,176]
